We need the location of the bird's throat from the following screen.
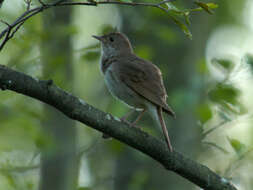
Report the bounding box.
[101,56,117,74]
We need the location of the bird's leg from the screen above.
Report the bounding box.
[130,109,146,128]
[120,109,135,124]
[103,110,135,139]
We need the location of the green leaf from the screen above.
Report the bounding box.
[194,1,218,15]
[206,2,219,9]
[170,16,192,39]
[184,12,191,26]
[211,58,234,72]
[208,83,245,115]
[227,137,246,156]
[195,103,212,125]
[189,2,218,13]
[208,84,239,106]
[165,2,180,13]
[244,53,253,73]
[194,1,213,14]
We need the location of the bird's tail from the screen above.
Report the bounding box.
[156,106,173,152]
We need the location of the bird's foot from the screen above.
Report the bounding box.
[120,116,132,125]
[129,121,141,128]
[120,117,141,128]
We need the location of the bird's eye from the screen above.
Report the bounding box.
[109,37,114,42]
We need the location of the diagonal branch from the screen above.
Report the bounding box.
[0,64,237,190]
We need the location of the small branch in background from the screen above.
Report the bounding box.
[38,0,46,6]
[0,0,217,51]
[0,20,25,51]
[24,0,32,11]
[0,0,172,51]
[202,120,228,139]
[223,145,253,178]
[202,141,229,154]
[0,0,69,43]
[0,0,4,8]
[0,19,10,27]
[0,20,12,51]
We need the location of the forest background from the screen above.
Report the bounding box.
[0,0,253,189]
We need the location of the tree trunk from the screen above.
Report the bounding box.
[39,5,78,190]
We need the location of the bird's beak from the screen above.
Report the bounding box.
[92,35,104,42]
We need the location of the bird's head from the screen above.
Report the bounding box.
[93,32,133,57]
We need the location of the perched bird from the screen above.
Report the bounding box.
[93,32,175,152]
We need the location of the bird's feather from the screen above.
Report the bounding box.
[113,55,175,118]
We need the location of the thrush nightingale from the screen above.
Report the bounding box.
[93,32,175,152]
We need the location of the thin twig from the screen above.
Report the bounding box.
[202,141,229,154]
[0,21,25,51]
[0,0,174,51]
[223,147,253,177]
[0,27,11,51]
[9,21,25,39]
[24,0,32,11]
[0,19,10,27]
[38,0,46,6]
[202,120,228,139]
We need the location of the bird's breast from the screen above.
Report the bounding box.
[104,66,146,111]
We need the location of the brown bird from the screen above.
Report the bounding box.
[93,32,175,152]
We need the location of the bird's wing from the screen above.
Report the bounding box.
[114,56,175,117]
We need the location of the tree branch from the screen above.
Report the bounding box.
[0,0,175,51]
[0,0,4,8]
[0,64,237,190]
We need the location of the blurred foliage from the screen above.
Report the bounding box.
[228,137,247,156]
[0,0,253,190]
[244,53,253,73]
[207,59,246,116]
[208,84,240,110]
[81,51,100,62]
[195,103,212,124]
[211,58,235,73]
